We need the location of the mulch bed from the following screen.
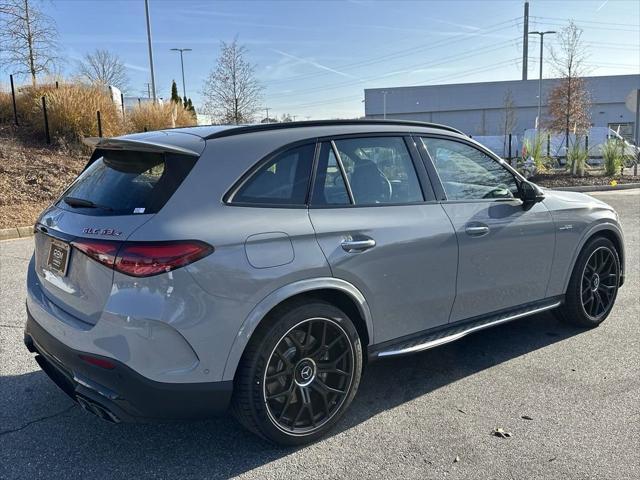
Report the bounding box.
[528,172,640,189]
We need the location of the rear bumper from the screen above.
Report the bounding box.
[24,310,233,423]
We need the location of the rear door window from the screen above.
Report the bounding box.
[57,150,197,216]
[312,137,424,206]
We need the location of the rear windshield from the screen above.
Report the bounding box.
[57,149,198,216]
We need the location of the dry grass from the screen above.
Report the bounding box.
[0,126,85,228]
[127,101,196,133]
[0,91,15,124]
[13,83,124,143]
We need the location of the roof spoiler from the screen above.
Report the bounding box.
[82,137,201,157]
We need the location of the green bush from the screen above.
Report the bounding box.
[567,139,589,176]
[522,132,553,172]
[601,138,630,176]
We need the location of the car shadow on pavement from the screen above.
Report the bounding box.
[0,311,585,479]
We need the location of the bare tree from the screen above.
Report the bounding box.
[202,39,262,124]
[0,0,58,85]
[501,89,517,157]
[77,49,129,91]
[546,21,591,154]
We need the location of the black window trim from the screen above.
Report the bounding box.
[224,139,318,209]
[330,140,355,205]
[225,131,446,210]
[416,134,526,204]
[308,133,436,209]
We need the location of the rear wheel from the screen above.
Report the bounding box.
[231,300,363,445]
[556,236,620,328]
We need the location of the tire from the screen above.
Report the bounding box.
[556,236,621,328]
[231,299,363,446]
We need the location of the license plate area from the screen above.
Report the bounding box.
[46,239,70,276]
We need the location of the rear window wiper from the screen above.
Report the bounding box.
[63,196,113,211]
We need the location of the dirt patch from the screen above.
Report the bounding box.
[0,126,85,228]
[528,172,640,189]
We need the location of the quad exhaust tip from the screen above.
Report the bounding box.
[76,395,121,423]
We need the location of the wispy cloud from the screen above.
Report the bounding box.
[272,49,360,80]
[124,63,149,73]
[596,0,609,11]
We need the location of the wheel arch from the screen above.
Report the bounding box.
[221,278,373,381]
[563,222,625,292]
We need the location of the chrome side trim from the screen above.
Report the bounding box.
[377,301,562,358]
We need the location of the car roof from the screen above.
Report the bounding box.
[162,120,465,140]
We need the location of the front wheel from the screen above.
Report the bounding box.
[231,300,363,445]
[556,236,621,328]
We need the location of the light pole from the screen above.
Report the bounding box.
[529,30,555,130]
[381,90,390,119]
[144,0,157,102]
[170,48,192,100]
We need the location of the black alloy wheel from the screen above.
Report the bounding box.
[263,317,355,435]
[580,246,619,321]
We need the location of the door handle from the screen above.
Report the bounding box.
[341,238,376,252]
[465,225,490,237]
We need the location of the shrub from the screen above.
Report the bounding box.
[601,138,631,176]
[127,101,196,133]
[521,132,553,174]
[0,91,15,124]
[566,139,589,176]
[7,82,124,143]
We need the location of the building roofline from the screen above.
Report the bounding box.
[202,119,464,140]
[364,73,639,93]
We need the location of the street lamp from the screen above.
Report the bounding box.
[170,48,192,100]
[529,30,556,130]
[381,90,391,119]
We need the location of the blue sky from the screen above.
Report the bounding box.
[6,0,640,119]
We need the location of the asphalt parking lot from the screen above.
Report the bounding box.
[1,189,638,480]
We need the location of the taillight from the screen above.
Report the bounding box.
[71,239,120,269]
[71,239,213,277]
[115,241,213,277]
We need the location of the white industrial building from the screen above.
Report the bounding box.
[364,74,639,141]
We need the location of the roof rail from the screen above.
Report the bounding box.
[203,119,465,140]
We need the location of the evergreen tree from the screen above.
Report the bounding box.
[170,80,181,103]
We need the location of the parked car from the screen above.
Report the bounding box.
[25,120,625,445]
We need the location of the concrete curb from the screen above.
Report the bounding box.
[0,226,33,242]
[551,183,640,192]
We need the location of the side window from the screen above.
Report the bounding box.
[312,137,423,206]
[421,138,519,201]
[311,143,350,205]
[233,143,315,205]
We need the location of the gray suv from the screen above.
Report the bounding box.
[24,120,625,445]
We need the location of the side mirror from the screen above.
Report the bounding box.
[520,181,544,210]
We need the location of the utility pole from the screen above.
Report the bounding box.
[381,90,390,119]
[265,107,270,122]
[144,83,151,99]
[170,48,192,100]
[522,1,529,80]
[529,30,555,130]
[144,0,157,102]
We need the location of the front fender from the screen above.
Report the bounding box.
[221,277,374,381]
[560,221,625,294]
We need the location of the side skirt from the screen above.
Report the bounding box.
[369,297,563,359]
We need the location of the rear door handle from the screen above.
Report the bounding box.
[465,225,490,237]
[341,238,376,252]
